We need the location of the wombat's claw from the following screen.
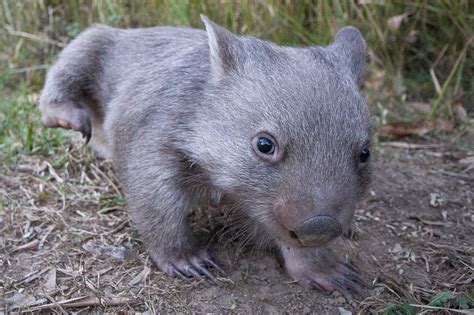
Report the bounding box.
[182,264,218,285]
[161,253,224,285]
[171,268,190,281]
[329,277,364,301]
[192,261,220,284]
[281,247,367,300]
[205,257,227,277]
[343,261,361,274]
[340,263,366,288]
[42,110,91,144]
[345,270,364,285]
[307,280,331,296]
[80,120,92,144]
[305,271,365,302]
[81,129,91,144]
[185,265,206,281]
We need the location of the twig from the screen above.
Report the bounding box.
[28,296,133,311]
[409,304,473,314]
[10,239,39,253]
[39,225,55,249]
[13,268,49,287]
[429,170,472,181]
[380,142,442,149]
[106,219,129,235]
[89,163,122,197]
[5,28,65,47]
[6,64,50,74]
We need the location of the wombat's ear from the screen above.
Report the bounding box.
[330,26,366,85]
[201,14,240,78]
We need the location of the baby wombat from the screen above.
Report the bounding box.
[39,15,372,296]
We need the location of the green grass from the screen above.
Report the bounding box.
[0,76,65,161]
[383,290,474,315]
[0,0,472,152]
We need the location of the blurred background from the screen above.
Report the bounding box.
[0,0,473,157]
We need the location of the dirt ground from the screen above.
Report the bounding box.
[1,136,473,313]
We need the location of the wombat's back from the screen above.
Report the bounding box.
[39,24,211,158]
[103,26,211,158]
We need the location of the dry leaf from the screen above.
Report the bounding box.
[453,103,468,122]
[130,266,151,285]
[377,272,410,299]
[406,101,431,113]
[430,193,445,207]
[377,119,454,137]
[82,239,126,260]
[36,160,64,183]
[387,12,410,31]
[338,307,353,315]
[364,69,385,90]
[459,156,474,164]
[377,121,432,137]
[434,118,455,131]
[28,93,39,104]
[441,211,448,221]
[390,243,403,253]
[44,268,57,291]
[404,29,418,43]
[9,292,36,307]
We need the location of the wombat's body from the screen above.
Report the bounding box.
[40,16,372,296]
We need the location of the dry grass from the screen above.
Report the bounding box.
[1,130,473,312]
[1,0,473,119]
[0,138,193,312]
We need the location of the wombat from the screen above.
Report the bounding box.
[39,15,372,297]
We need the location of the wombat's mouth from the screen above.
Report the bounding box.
[289,215,343,247]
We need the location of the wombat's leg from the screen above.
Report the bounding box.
[39,100,92,142]
[124,153,224,284]
[38,26,112,143]
[279,245,366,300]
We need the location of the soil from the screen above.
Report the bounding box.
[1,138,473,313]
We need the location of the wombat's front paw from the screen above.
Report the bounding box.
[39,101,92,142]
[150,247,225,284]
[280,245,366,300]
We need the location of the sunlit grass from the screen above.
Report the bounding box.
[0,78,65,161]
[0,0,472,149]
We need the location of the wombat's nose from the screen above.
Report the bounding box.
[291,215,342,247]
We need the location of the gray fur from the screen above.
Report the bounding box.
[39,16,372,292]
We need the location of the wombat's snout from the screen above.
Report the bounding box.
[290,215,342,247]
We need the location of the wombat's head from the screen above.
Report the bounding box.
[191,16,372,248]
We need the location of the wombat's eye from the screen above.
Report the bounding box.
[359,148,370,163]
[257,137,275,154]
[252,133,281,162]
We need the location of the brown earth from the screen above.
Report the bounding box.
[1,138,473,313]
